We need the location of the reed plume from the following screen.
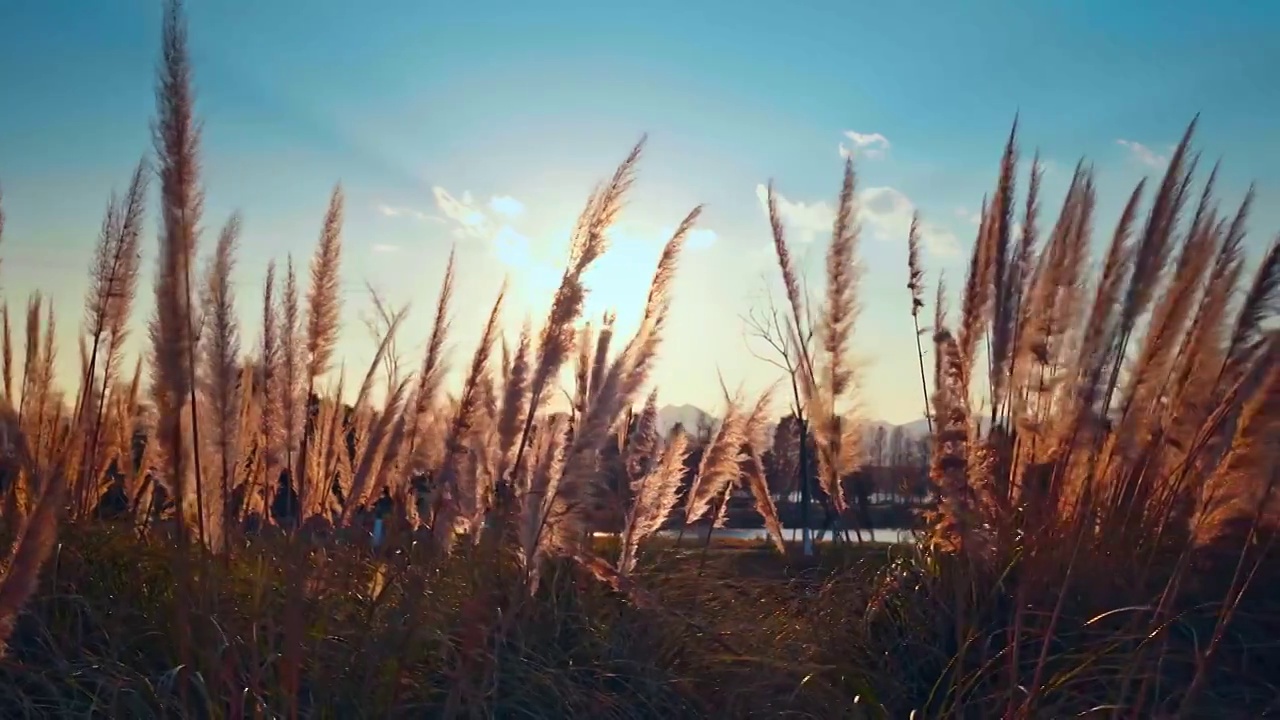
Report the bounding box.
[200,213,241,543]
[958,193,993,393]
[811,156,863,514]
[619,427,689,576]
[1116,186,1220,442]
[77,160,148,516]
[763,158,864,526]
[1192,336,1279,545]
[1160,197,1252,448]
[928,326,984,554]
[1221,235,1279,387]
[344,361,412,521]
[626,389,660,482]
[339,299,410,514]
[764,183,808,360]
[306,186,344,383]
[0,409,73,657]
[519,412,569,590]
[906,213,933,433]
[32,305,57,469]
[2,305,12,403]
[1015,166,1094,445]
[572,321,593,421]
[19,294,41,427]
[432,282,506,546]
[1098,120,1198,418]
[544,207,699,558]
[280,255,303,514]
[1011,154,1043,313]
[150,0,205,544]
[495,320,531,480]
[256,261,282,517]
[986,123,1019,423]
[1064,179,1144,443]
[918,117,1280,628]
[507,139,645,491]
[684,396,745,525]
[297,185,344,516]
[738,386,785,553]
[589,312,615,402]
[406,247,455,474]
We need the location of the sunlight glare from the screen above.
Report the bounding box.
[498,221,673,345]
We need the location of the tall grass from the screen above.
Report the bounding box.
[889,121,1280,718]
[0,2,1276,717]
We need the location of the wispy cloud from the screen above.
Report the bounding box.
[431,185,562,296]
[1020,156,1059,178]
[954,206,982,226]
[376,203,443,223]
[838,130,890,160]
[686,228,717,250]
[372,243,399,253]
[1116,139,1168,169]
[432,187,492,239]
[755,183,958,256]
[492,224,533,264]
[489,194,525,217]
[651,225,717,251]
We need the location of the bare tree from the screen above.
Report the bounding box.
[744,290,850,549]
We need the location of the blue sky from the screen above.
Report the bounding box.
[1,0,1278,423]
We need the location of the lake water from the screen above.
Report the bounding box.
[598,526,915,544]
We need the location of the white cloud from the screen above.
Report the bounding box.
[372,243,399,253]
[754,184,836,244]
[489,195,525,218]
[755,182,958,256]
[861,186,959,256]
[838,130,890,160]
[1116,139,1168,169]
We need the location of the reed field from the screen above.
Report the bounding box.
[0,2,1277,718]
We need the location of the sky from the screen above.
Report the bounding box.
[1,0,1278,424]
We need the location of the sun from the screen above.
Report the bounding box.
[497,222,668,343]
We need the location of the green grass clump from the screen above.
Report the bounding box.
[0,525,897,718]
[6,526,1277,717]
